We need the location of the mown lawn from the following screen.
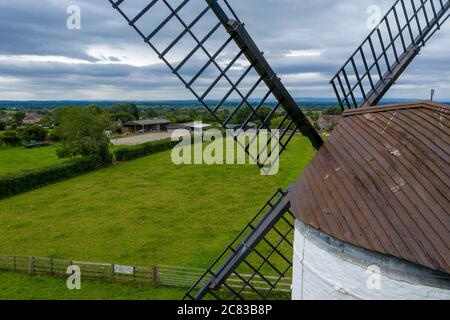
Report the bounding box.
[0,145,66,176]
[0,137,315,299]
[0,272,185,300]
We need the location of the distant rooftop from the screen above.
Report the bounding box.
[180,122,213,129]
[124,119,170,126]
[289,101,450,274]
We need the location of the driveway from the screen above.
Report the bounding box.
[111,132,174,146]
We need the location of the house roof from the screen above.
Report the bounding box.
[317,115,341,123]
[289,101,450,274]
[23,113,43,121]
[124,119,170,126]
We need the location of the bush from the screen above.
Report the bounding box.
[20,125,48,142]
[0,155,109,199]
[48,131,60,142]
[0,121,5,131]
[1,131,22,146]
[114,139,179,161]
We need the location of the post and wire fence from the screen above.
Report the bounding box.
[0,254,291,294]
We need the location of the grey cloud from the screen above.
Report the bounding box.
[0,0,448,100]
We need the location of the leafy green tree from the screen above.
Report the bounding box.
[13,112,26,126]
[20,125,48,142]
[48,131,61,142]
[314,121,321,131]
[110,112,135,123]
[39,115,54,127]
[323,107,343,115]
[0,121,5,131]
[232,106,273,126]
[54,108,112,163]
[110,103,139,120]
[1,131,22,146]
[52,106,79,126]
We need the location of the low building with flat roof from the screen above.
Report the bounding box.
[123,119,170,133]
[179,121,213,133]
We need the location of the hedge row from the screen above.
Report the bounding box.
[0,155,110,199]
[114,138,179,161]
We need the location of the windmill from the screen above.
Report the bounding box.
[108,0,450,300]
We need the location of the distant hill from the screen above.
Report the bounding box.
[0,98,448,110]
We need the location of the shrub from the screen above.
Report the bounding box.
[20,125,48,142]
[114,138,179,161]
[1,131,22,146]
[0,155,110,199]
[0,121,5,131]
[48,131,61,142]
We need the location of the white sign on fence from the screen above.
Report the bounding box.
[114,264,134,275]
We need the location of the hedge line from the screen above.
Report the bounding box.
[0,155,109,199]
[114,138,179,161]
[0,139,178,199]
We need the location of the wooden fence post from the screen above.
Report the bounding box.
[152,266,158,286]
[111,264,115,281]
[29,256,34,275]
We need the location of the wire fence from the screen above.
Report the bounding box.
[0,254,291,293]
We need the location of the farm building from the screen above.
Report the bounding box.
[225,122,257,131]
[316,115,341,131]
[122,119,170,133]
[289,101,450,300]
[179,122,213,134]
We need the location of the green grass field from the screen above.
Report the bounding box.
[0,137,315,299]
[0,145,66,176]
[0,272,186,300]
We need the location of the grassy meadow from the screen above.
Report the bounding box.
[0,272,186,300]
[0,145,67,176]
[0,136,315,299]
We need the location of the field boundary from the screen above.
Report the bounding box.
[0,254,291,293]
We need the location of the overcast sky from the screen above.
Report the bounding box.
[0,0,448,101]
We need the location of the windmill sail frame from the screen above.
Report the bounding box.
[331,0,450,110]
[109,0,323,168]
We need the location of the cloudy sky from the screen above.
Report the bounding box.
[0,0,448,101]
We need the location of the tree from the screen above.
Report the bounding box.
[110,112,135,123]
[20,125,48,142]
[54,108,112,163]
[39,115,54,127]
[110,102,139,120]
[323,107,343,115]
[0,121,5,131]
[1,131,22,146]
[13,112,26,126]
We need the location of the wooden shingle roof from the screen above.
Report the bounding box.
[289,101,449,274]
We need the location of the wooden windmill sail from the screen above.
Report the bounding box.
[107,0,449,300]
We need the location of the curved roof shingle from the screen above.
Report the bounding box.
[289,101,450,274]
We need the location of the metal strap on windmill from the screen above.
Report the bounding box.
[109,0,450,300]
